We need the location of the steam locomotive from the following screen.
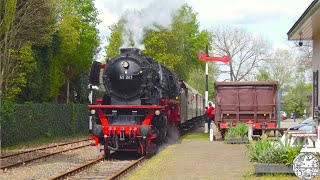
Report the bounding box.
[88,48,205,157]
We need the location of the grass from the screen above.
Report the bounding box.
[129,144,177,179]
[129,132,210,179]
[180,132,209,141]
[1,134,89,152]
[243,173,299,180]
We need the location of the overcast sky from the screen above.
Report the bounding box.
[94,0,314,59]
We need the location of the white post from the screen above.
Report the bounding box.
[210,128,214,141]
[205,123,208,133]
[204,61,209,134]
[248,124,253,141]
[205,61,208,106]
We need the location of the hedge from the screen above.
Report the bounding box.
[0,103,89,147]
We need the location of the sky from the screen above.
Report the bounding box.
[93,0,314,60]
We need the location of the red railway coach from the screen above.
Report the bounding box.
[214,81,278,137]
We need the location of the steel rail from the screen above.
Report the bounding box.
[1,144,91,170]
[108,156,146,180]
[49,156,105,180]
[1,138,92,159]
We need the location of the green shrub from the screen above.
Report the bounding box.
[247,138,303,165]
[225,123,248,139]
[279,137,303,165]
[0,102,89,147]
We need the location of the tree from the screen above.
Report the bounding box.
[12,0,100,103]
[256,49,297,88]
[292,40,313,81]
[143,5,211,80]
[0,0,55,101]
[45,0,100,102]
[282,79,312,117]
[210,26,271,81]
[105,19,125,59]
[293,40,312,71]
[256,68,271,81]
[186,63,219,101]
[105,5,213,85]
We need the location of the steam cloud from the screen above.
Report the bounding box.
[105,0,186,50]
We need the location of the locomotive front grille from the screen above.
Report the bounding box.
[106,114,144,125]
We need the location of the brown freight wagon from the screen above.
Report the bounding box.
[214,81,278,135]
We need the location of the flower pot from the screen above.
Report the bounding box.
[253,163,294,174]
[225,137,249,144]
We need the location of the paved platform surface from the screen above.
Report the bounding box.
[129,126,252,180]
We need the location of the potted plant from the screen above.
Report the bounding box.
[225,123,249,144]
[247,138,302,174]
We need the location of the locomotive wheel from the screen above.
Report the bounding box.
[104,144,111,159]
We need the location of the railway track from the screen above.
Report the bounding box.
[50,155,146,180]
[1,138,93,170]
[1,138,91,159]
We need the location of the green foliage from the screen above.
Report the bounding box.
[105,5,212,86]
[45,0,100,102]
[247,138,302,165]
[248,139,284,164]
[186,64,218,100]
[143,5,211,80]
[5,43,36,101]
[257,49,296,88]
[282,80,312,117]
[1,0,56,102]
[105,19,125,58]
[225,123,249,138]
[256,68,272,81]
[13,0,100,103]
[0,102,89,147]
[279,137,303,165]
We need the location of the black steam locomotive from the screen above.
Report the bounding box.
[89,48,204,157]
[94,48,180,105]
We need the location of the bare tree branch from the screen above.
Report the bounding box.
[211,26,271,81]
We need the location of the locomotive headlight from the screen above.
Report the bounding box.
[90,109,96,115]
[122,61,129,69]
[155,110,161,116]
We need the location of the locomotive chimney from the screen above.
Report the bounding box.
[120,48,140,54]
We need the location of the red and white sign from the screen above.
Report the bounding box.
[198,50,230,63]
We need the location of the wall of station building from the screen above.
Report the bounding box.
[313,36,320,109]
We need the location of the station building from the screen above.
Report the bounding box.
[287,0,320,115]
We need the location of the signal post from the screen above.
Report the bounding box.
[198,47,230,137]
[198,47,230,106]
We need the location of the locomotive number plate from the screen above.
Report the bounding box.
[119,75,133,80]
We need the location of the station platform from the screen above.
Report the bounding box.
[128,126,252,179]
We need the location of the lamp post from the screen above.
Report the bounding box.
[198,46,230,106]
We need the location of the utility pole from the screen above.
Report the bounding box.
[198,45,230,106]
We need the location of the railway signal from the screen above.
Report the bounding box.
[198,46,230,107]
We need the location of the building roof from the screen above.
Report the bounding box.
[287,0,320,40]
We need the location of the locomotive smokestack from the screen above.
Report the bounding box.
[120,48,141,54]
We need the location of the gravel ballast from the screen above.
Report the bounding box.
[0,145,104,179]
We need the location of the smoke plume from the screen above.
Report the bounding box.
[105,0,186,50]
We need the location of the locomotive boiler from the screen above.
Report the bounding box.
[88,48,204,157]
